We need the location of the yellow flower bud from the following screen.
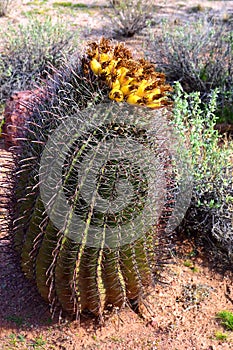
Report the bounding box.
[101,59,118,76]
[146,101,162,109]
[120,81,136,96]
[111,79,121,90]
[99,53,111,63]
[136,80,151,97]
[90,58,102,75]
[126,94,142,105]
[116,67,130,85]
[109,88,124,102]
[145,88,162,102]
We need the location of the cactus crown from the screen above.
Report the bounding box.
[86,38,172,108]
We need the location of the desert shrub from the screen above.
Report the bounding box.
[105,0,153,37]
[171,83,233,264]
[0,16,77,103]
[0,0,13,16]
[147,19,233,124]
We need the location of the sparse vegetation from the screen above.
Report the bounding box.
[106,0,153,37]
[215,331,228,341]
[53,1,88,8]
[30,336,47,349]
[148,19,233,124]
[23,8,51,16]
[0,16,77,103]
[216,310,233,331]
[7,333,47,349]
[183,260,192,267]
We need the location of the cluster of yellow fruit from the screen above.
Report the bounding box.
[86,38,172,109]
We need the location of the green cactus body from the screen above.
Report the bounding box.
[21,197,46,280]
[11,55,174,319]
[35,221,62,302]
[55,237,81,314]
[13,177,38,253]
[120,239,152,300]
[102,250,126,307]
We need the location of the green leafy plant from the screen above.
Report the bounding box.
[148,19,233,123]
[171,83,233,264]
[8,333,26,346]
[30,336,47,349]
[215,331,228,341]
[0,16,77,103]
[183,260,192,267]
[105,0,153,37]
[216,310,233,331]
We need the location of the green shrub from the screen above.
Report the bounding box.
[171,83,233,264]
[147,19,233,123]
[0,16,77,103]
[105,0,153,37]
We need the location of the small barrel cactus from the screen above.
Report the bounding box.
[11,39,177,318]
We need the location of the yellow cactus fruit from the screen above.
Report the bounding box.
[101,59,119,77]
[109,88,124,102]
[146,101,162,109]
[111,79,121,90]
[120,81,137,96]
[90,58,102,75]
[134,67,144,78]
[99,53,111,63]
[87,38,172,109]
[117,67,129,85]
[136,80,152,97]
[119,75,133,87]
[145,89,162,102]
[108,59,119,71]
[146,96,169,108]
[121,85,132,96]
[126,94,142,105]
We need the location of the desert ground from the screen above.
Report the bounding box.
[0,1,233,349]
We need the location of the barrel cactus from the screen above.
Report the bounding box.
[10,39,184,319]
